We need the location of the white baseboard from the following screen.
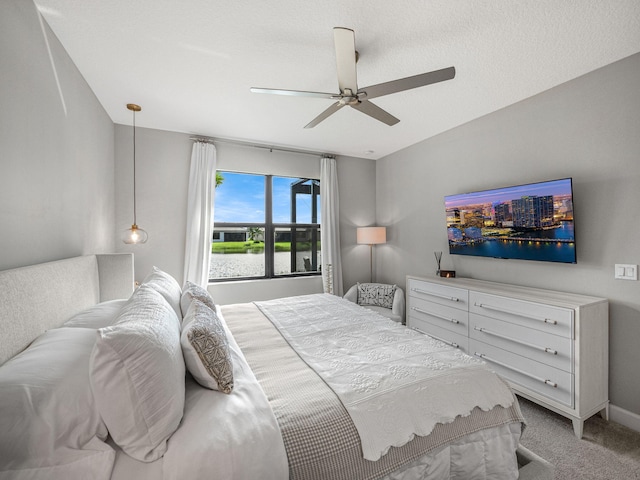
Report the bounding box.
[610,404,640,433]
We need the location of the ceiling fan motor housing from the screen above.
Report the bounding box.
[250,27,455,128]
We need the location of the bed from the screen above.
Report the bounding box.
[0,254,552,480]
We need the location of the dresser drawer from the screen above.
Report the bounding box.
[408,296,468,336]
[407,279,468,312]
[470,291,573,338]
[470,339,573,407]
[408,319,469,353]
[470,313,572,373]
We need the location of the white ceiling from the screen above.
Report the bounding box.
[34,0,640,159]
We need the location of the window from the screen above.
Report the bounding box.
[210,172,321,281]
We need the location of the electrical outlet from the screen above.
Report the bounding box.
[614,264,638,280]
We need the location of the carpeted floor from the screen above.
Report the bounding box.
[517,396,640,479]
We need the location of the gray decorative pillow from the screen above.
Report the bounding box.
[357,283,397,309]
[180,281,216,319]
[181,299,233,393]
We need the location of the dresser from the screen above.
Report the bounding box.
[406,275,609,438]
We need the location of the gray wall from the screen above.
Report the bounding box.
[337,155,380,290]
[114,127,377,299]
[376,53,640,418]
[0,0,115,271]
[114,125,191,284]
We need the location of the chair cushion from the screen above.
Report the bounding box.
[357,283,397,309]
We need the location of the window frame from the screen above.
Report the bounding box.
[210,172,321,282]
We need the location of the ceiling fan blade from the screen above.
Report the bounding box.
[250,87,337,99]
[333,27,358,93]
[360,66,456,100]
[304,102,344,129]
[351,100,400,126]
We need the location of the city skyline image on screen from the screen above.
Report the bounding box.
[445,178,576,263]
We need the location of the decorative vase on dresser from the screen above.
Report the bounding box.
[406,275,609,438]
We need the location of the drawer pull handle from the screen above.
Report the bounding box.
[412,327,459,349]
[412,287,460,303]
[411,306,459,324]
[473,302,558,325]
[473,327,558,355]
[474,352,558,388]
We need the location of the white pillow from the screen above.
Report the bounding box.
[0,328,114,480]
[180,280,216,319]
[89,285,185,462]
[141,266,182,319]
[63,299,127,329]
[181,299,234,393]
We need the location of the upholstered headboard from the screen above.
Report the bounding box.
[0,254,134,365]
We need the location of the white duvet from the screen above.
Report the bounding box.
[109,308,288,480]
[256,294,516,461]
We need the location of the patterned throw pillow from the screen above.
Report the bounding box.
[180,281,216,319]
[357,283,397,309]
[181,299,234,393]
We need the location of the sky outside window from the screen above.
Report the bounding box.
[214,172,319,224]
[214,172,265,223]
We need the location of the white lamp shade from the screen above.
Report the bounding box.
[357,226,386,245]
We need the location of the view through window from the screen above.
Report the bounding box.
[210,172,321,281]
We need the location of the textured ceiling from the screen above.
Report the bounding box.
[34,0,640,159]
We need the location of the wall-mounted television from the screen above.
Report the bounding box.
[445,178,576,263]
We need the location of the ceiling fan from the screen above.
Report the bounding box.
[250,27,455,128]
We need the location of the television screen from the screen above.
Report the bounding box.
[445,178,576,263]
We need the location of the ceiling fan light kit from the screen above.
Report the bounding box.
[251,27,455,128]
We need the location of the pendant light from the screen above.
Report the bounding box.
[122,103,148,244]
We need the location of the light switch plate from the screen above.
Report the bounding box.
[614,264,638,280]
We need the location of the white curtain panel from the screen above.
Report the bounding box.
[320,156,344,296]
[183,142,217,288]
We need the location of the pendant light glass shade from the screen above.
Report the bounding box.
[123,103,148,244]
[122,224,148,244]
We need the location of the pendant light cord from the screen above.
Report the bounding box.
[132,108,137,226]
[122,103,146,244]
